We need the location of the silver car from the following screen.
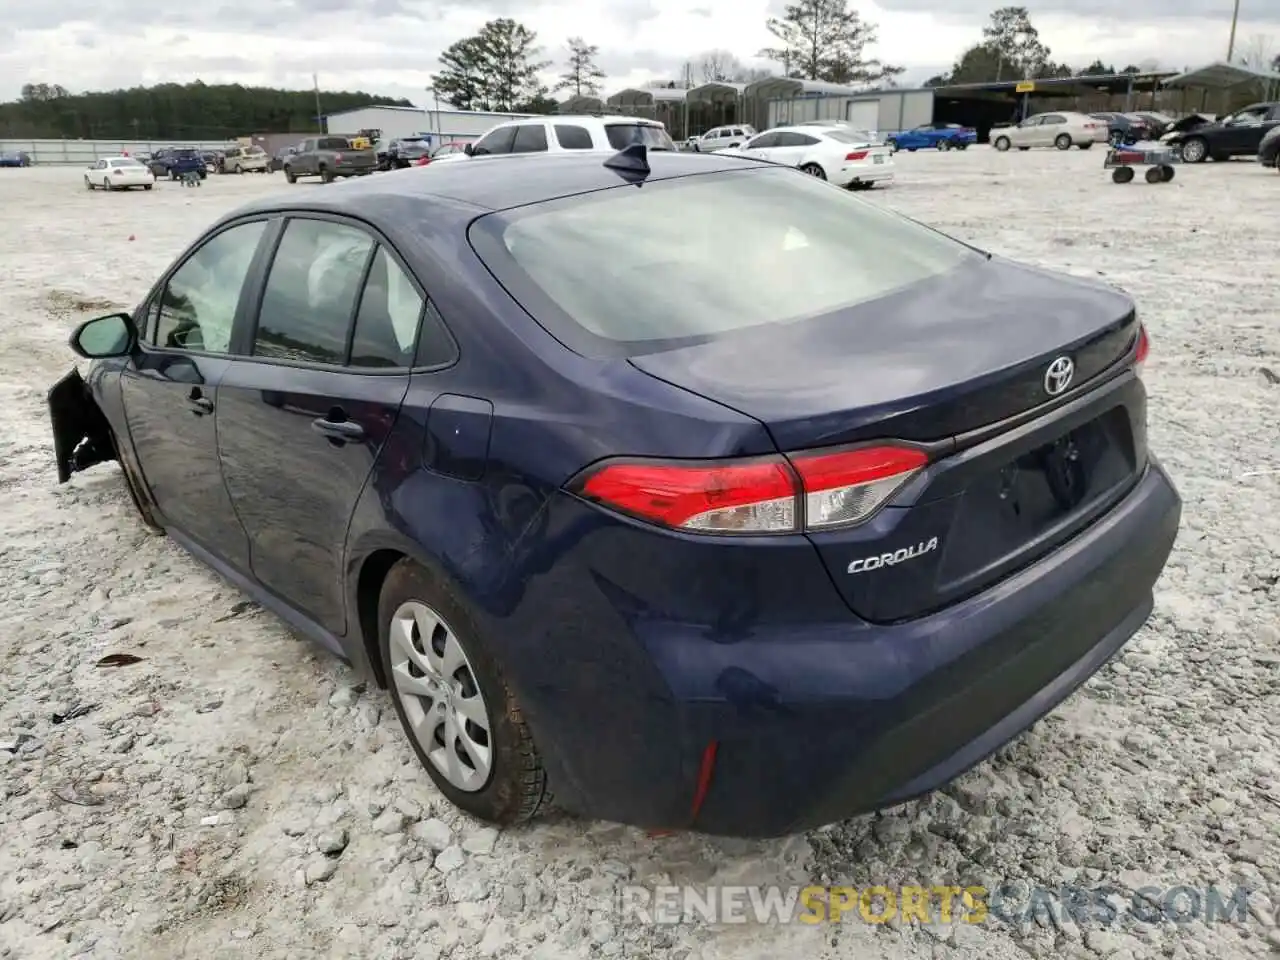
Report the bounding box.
[991,111,1109,152]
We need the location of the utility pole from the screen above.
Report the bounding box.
[1226,0,1241,61]
[313,73,324,132]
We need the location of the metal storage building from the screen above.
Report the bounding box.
[324,105,534,145]
[751,79,935,137]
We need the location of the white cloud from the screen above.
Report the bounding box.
[2,0,1278,104]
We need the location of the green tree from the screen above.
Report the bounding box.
[1077,59,1114,76]
[941,43,1018,84]
[556,37,606,97]
[515,92,561,114]
[476,18,551,113]
[758,0,901,86]
[432,37,488,111]
[0,81,409,139]
[982,6,1051,80]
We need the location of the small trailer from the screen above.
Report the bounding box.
[1104,146,1181,184]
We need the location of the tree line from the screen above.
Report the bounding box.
[0,81,412,140]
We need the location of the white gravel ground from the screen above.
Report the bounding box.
[1,151,1278,960]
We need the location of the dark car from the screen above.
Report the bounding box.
[1164,102,1280,162]
[270,145,298,173]
[1090,112,1153,147]
[0,150,32,167]
[47,147,1180,838]
[386,136,433,168]
[1131,112,1176,138]
[149,147,207,180]
[1257,124,1280,169]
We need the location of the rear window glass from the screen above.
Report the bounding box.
[319,137,350,150]
[472,168,978,356]
[175,149,198,158]
[111,158,144,167]
[605,123,674,151]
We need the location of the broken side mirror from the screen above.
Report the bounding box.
[70,313,136,359]
[463,143,475,157]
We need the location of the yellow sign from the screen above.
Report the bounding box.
[1015,81,1036,93]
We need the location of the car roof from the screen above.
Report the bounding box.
[226,150,768,219]
[504,114,663,127]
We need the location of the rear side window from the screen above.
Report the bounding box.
[254,219,373,365]
[512,125,549,153]
[472,168,978,355]
[605,124,674,151]
[554,124,592,149]
[349,248,423,368]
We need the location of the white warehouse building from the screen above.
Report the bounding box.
[324,104,533,146]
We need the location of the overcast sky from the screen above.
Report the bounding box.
[3,0,1279,104]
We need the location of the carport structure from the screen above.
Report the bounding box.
[558,94,605,114]
[605,87,689,138]
[741,77,868,132]
[931,72,1176,141]
[1161,61,1280,113]
[685,81,747,135]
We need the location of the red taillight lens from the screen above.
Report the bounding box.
[334,152,344,162]
[1134,323,1150,377]
[790,446,928,529]
[572,444,927,534]
[845,150,869,161]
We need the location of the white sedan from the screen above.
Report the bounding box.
[719,125,894,189]
[84,156,156,191]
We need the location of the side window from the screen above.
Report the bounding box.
[472,126,517,156]
[706,128,722,140]
[152,220,268,353]
[349,248,423,368]
[554,124,593,149]
[511,124,549,153]
[254,219,373,365]
[745,132,779,149]
[1043,115,1065,125]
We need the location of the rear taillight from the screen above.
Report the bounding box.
[845,150,869,161]
[334,152,344,162]
[571,445,928,535]
[1134,323,1150,378]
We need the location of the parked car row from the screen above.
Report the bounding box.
[720,124,894,189]
[992,112,1109,151]
[1161,101,1280,163]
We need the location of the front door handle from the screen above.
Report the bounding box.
[311,417,365,442]
[187,391,213,415]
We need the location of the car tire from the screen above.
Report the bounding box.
[800,163,826,179]
[112,433,163,534]
[939,140,951,151]
[84,177,93,190]
[1180,137,1208,163]
[320,166,334,184]
[284,167,297,184]
[957,143,968,150]
[168,170,176,180]
[378,559,549,826]
[144,184,153,190]
[1054,134,1072,150]
[1078,142,1093,150]
[1112,166,1135,183]
[994,136,1011,152]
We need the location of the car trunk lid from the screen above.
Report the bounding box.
[629,256,1146,621]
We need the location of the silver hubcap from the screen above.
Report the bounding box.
[805,165,822,177]
[388,601,492,792]
[1183,140,1204,162]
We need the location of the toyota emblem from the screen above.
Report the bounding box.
[1043,356,1075,396]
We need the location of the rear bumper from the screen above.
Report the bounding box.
[504,457,1180,837]
[836,164,895,185]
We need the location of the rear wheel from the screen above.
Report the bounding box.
[1077,142,1093,150]
[993,136,1010,152]
[143,184,153,190]
[379,560,548,826]
[938,139,951,151]
[284,166,297,183]
[320,166,334,183]
[800,163,826,179]
[1054,133,1072,150]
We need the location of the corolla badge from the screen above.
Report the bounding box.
[847,537,939,574]
[1043,356,1075,396]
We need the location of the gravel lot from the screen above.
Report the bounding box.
[1,151,1277,960]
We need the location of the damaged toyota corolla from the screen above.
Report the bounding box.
[47,146,1181,838]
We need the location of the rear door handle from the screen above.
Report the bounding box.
[311,417,365,442]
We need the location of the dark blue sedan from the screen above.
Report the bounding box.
[48,146,1180,837]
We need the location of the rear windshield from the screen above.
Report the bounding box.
[605,123,674,151]
[471,167,978,356]
[174,149,198,158]
[319,137,351,149]
[110,158,144,167]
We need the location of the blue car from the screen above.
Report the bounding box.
[47,146,1180,837]
[0,150,32,167]
[888,122,978,152]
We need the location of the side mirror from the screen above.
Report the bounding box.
[463,143,475,157]
[70,313,136,359]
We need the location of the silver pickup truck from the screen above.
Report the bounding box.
[283,136,376,184]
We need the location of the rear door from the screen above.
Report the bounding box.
[215,214,428,634]
[119,218,272,571]
[511,124,550,154]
